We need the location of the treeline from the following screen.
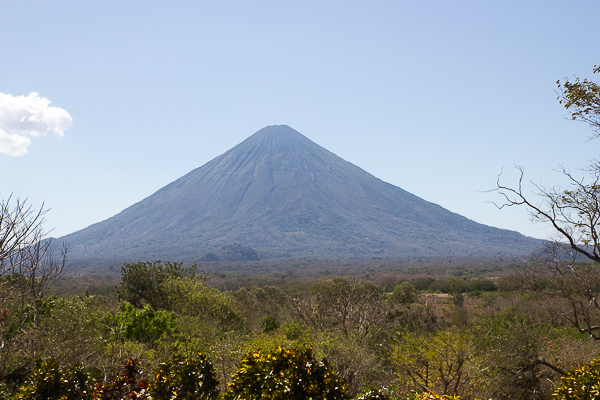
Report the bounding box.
[64,256,515,286]
[0,260,598,399]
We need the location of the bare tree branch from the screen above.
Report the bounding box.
[0,195,48,275]
[494,166,600,263]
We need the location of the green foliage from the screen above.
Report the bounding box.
[262,315,280,333]
[474,307,567,399]
[464,279,497,293]
[16,358,61,400]
[444,278,464,295]
[116,261,201,310]
[391,282,418,306]
[35,295,110,370]
[16,358,92,400]
[0,384,16,400]
[392,330,475,397]
[15,355,220,400]
[106,302,177,343]
[386,300,437,335]
[60,365,93,400]
[557,65,600,136]
[281,321,306,340]
[222,346,348,399]
[553,358,600,400]
[4,258,597,399]
[412,277,435,291]
[163,277,244,331]
[148,352,219,400]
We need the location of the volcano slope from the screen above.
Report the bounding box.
[61,125,540,265]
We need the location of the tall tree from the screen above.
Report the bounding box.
[115,261,200,310]
[495,65,600,339]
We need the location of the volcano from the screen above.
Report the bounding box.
[61,125,539,264]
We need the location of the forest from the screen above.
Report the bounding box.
[0,250,598,400]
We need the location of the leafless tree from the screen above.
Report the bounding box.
[0,195,68,378]
[288,292,321,331]
[0,195,66,323]
[0,195,48,275]
[9,239,68,328]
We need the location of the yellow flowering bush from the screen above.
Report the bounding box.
[553,358,600,400]
[148,352,219,400]
[222,346,348,399]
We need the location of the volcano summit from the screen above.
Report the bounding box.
[62,125,539,264]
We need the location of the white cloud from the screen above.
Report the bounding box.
[0,92,73,156]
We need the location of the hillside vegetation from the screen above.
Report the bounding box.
[0,259,597,399]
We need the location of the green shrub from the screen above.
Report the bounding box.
[391,282,418,306]
[261,315,280,333]
[222,346,348,399]
[0,383,16,400]
[105,302,177,343]
[148,352,219,400]
[16,358,92,400]
[553,358,600,399]
[163,277,245,331]
[281,321,307,341]
[116,261,200,310]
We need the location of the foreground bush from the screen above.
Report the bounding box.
[16,355,221,400]
[553,358,600,399]
[17,358,149,400]
[16,358,92,400]
[93,358,148,399]
[148,352,219,400]
[222,346,348,399]
[11,353,466,400]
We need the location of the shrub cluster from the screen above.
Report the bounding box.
[14,344,600,399]
[15,348,347,400]
[10,347,520,400]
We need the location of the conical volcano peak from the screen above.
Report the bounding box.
[61,125,540,264]
[229,125,325,164]
[257,124,294,132]
[244,125,313,146]
[253,124,297,135]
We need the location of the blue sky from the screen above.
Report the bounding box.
[1,1,599,240]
